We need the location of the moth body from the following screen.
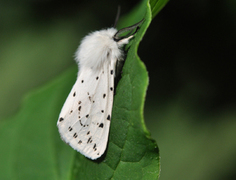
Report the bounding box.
[57,20,143,160]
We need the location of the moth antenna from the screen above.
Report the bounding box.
[113,6,121,28]
[113,18,145,41]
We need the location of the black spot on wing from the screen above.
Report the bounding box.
[107,115,111,120]
[86,114,89,118]
[101,110,104,113]
[99,123,104,128]
[78,101,82,104]
[68,126,73,131]
[96,76,99,80]
[87,131,90,135]
[78,140,82,144]
[93,144,97,151]
[73,92,76,97]
[59,117,64,122]
[110,87,113,91]
[103,94,106,98]
[78,106,81,111]
[73,133,78,138]
[87,136,92,144]
[81,80,84,83]
[110,70,113,75]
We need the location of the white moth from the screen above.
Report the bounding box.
[57,19,143,160]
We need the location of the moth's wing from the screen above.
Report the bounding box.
[57,59,116,160]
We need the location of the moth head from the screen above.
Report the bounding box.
[113,19,144,45]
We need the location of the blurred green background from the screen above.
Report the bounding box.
[0,0,235,180]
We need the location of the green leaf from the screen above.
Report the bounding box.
[0,0,168,179]
[150,0,169,18]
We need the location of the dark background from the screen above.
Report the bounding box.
[0,0,235,179]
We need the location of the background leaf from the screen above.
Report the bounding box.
[0,0,168,179]
[150,0,169,17]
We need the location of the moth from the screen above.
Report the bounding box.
[57,18,143,160]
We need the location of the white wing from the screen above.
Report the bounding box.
[57,58,116,160]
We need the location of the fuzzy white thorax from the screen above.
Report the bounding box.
[75,28,130,71]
